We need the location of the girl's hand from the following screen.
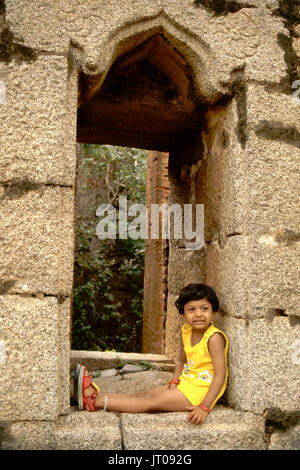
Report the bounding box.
[186,405,209,425]
[168,382,177,390]
[167,378,180,390]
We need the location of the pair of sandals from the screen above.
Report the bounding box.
[74,363,102,412]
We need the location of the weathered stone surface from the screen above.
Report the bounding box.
[247,318,300,412]
[247,137,299,234]
[245,135,300,237]
[2,405,267,450]
[0,295,58,369]
[198,84,300,241]
[191,0,280,10]
[0,55,77,185]
[0,186,74,295]
[57,298,71,416]
[121,406,266,450]
[196,102,247,242]
[5,0,161,55]
[1,421,56,450]
[247,83,300,131]
[205,233,300,319]
[98,368,118,377]
[245,84,300,236]
[123,370,172,387]
[5,2,287,89]
[165,294,185,360]
[215,315,300,413]
[0,295,64,421]
[2,409,122,450]
[269,423,300,450]
[54,408,122,450]
[204,235,249,318]
[167,244,205,297]
[163,4,287,84]
[247,235,300,317]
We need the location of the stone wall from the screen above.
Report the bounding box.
[0,0,299,449]
[0,7,77,420]
[201,90,300,414]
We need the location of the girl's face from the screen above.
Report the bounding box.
[183,298,215,331]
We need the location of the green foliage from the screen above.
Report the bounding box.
[71,145,147,352]
[80,144,147,203]
[138,360,154,371]
[115,358,126,370]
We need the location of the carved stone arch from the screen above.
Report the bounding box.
[77,12,226,108]
[76,12,227,151]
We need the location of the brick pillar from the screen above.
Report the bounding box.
[142,151,169,354]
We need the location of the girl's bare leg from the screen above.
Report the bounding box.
[84,383,192,413]
[133,385,169,398]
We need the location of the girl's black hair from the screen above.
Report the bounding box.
[175,283,219,313]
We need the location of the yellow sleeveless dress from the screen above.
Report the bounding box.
[177,323,228,407]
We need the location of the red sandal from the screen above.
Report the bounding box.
[77,364,100,411]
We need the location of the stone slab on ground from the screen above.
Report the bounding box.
[119,364,144,374]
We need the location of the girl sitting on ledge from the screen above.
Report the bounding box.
[75,283,228,425]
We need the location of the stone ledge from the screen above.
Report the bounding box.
[70,350,175,372]
[54,409,122,450]
[1,409,122,450]
[1,406,267,450]
[121,406,267,450]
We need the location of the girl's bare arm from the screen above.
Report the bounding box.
[168,336,186,388]
[187,333,226,424]
[201,333,226,408]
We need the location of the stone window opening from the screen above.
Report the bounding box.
[74,32,210,356]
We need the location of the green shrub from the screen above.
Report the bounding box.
[71,145,147,352]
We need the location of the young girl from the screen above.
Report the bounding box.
[75,283,228,425]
